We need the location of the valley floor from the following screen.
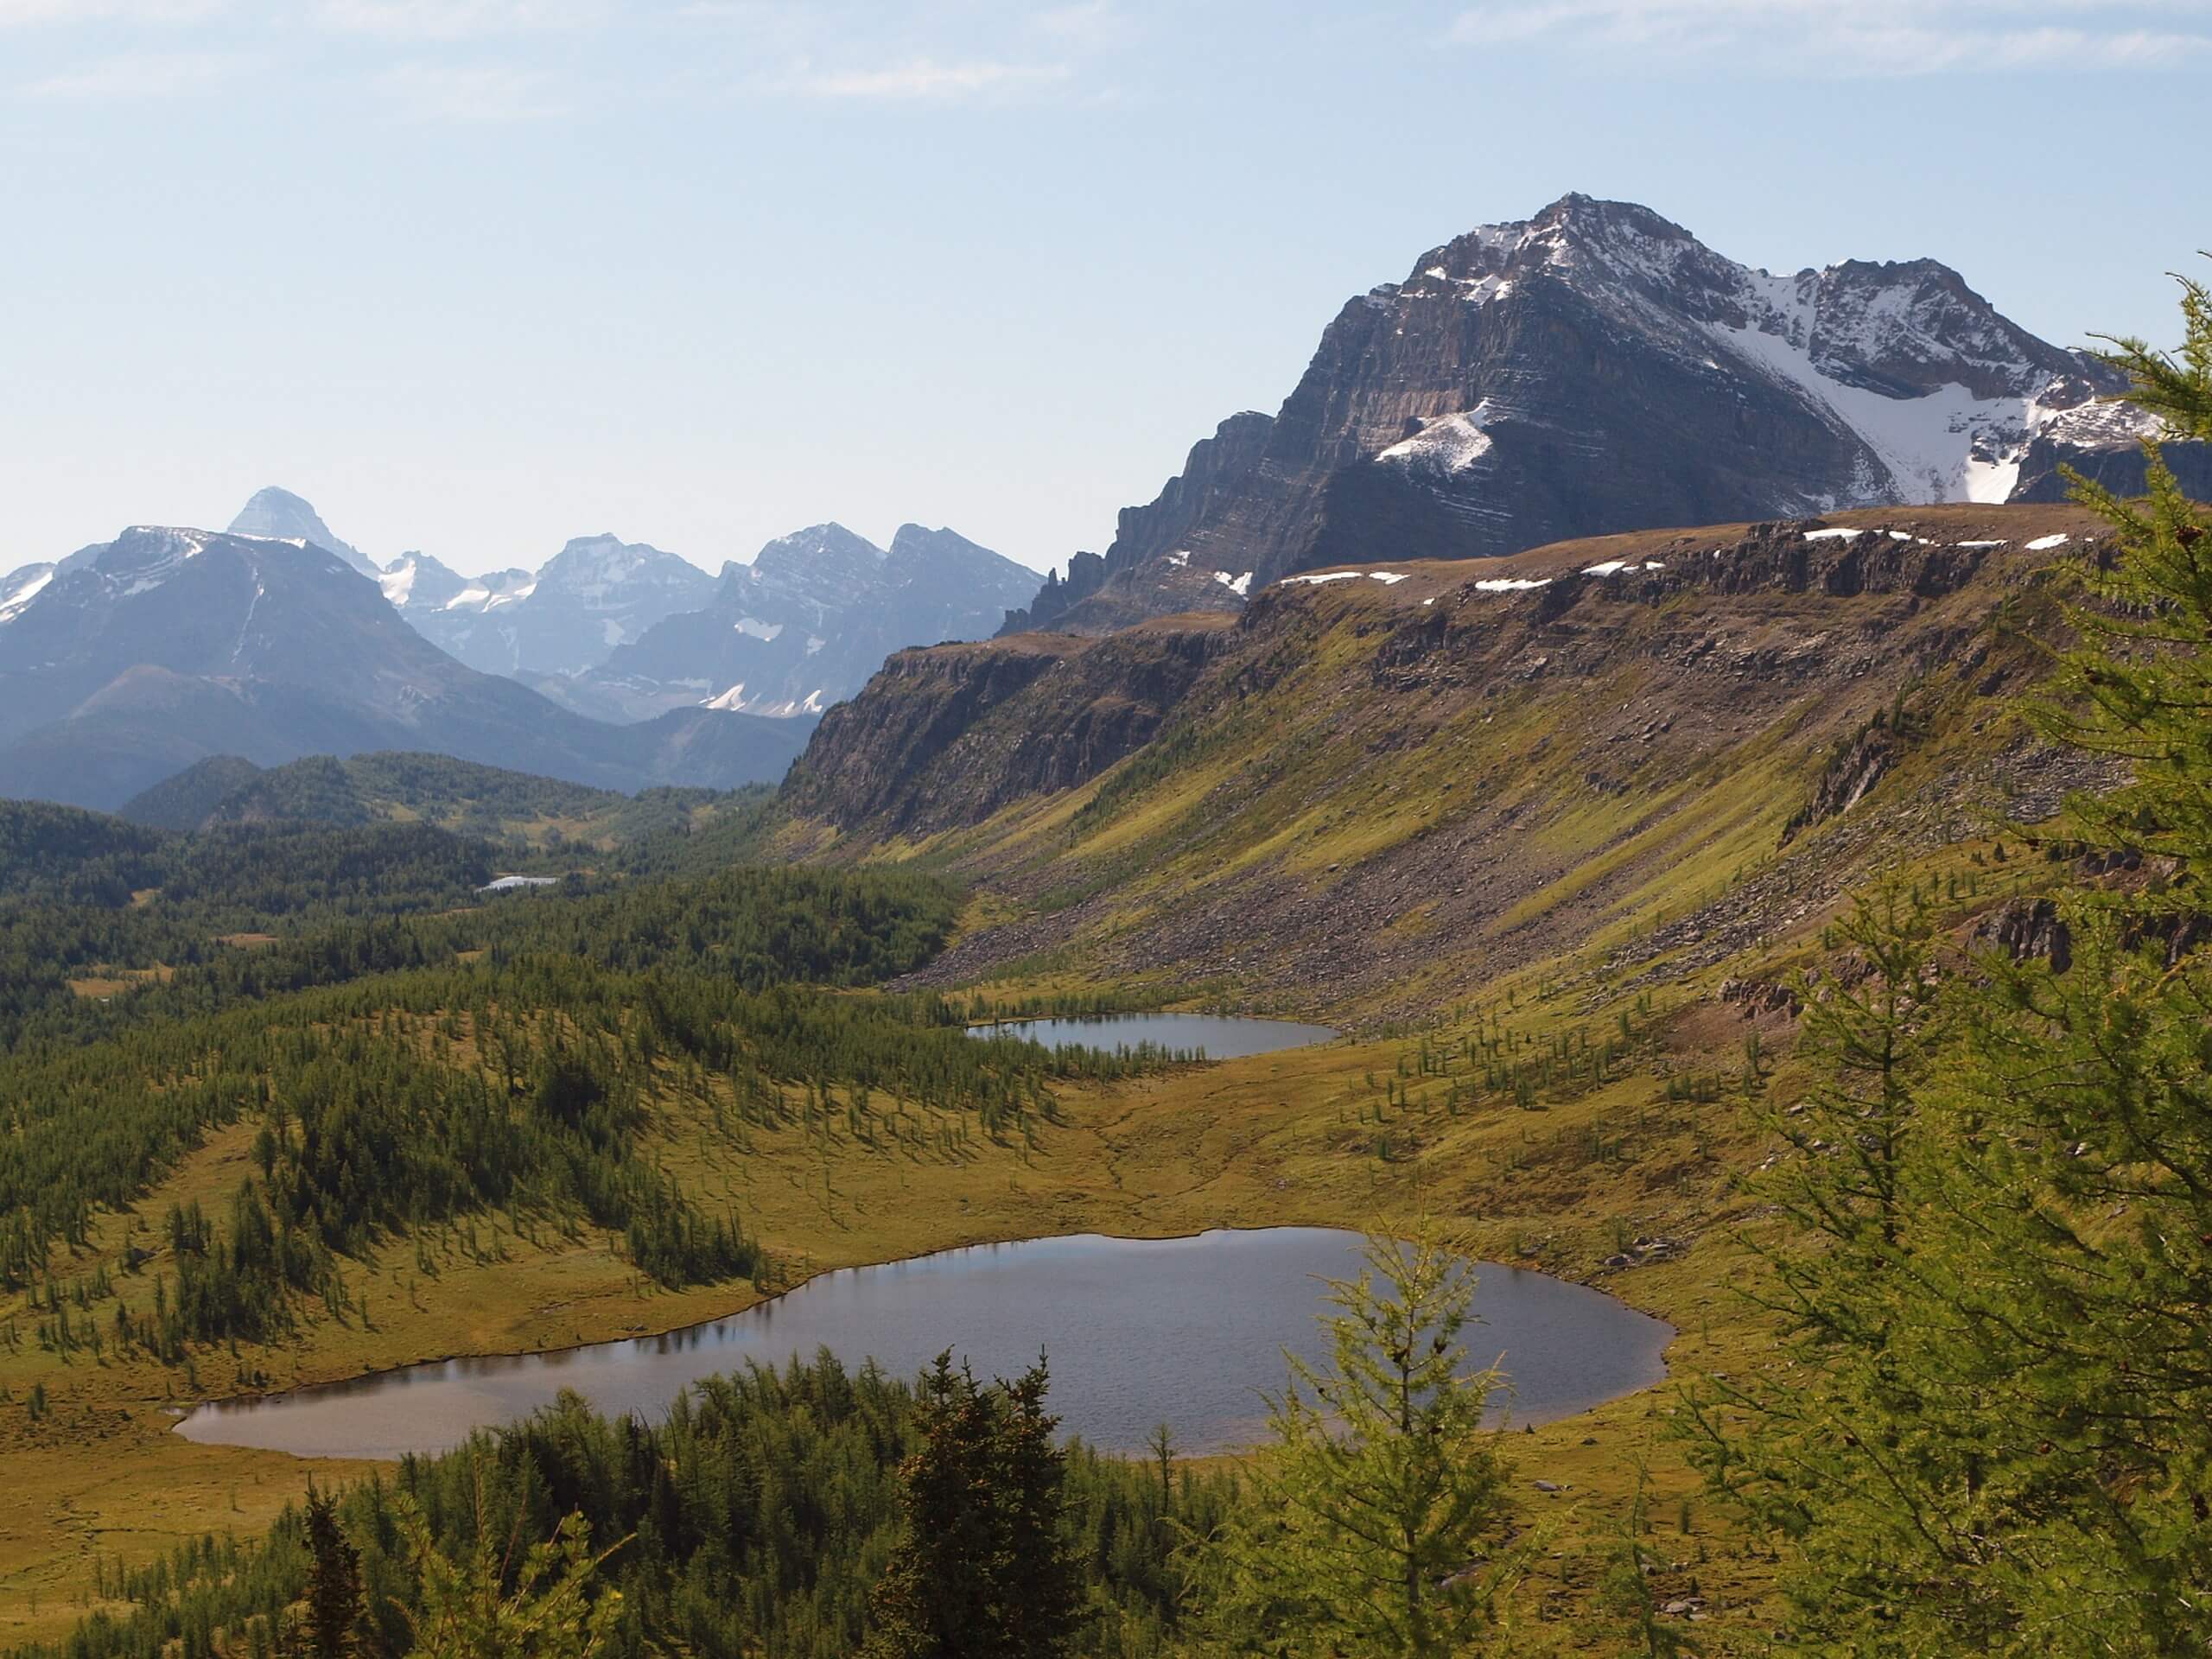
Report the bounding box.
[0,976,1798,1651]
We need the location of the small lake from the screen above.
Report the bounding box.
[175,1228,1672,1461]
[973,1013,1339,1058]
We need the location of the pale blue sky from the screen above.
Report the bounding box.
[3,0,2205,578]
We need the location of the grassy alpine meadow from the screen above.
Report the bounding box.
[0,861,2008,1652]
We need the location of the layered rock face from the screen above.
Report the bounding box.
[783,619,1231,836]
[1007,194,2189,634]
[794,501,2115,1007]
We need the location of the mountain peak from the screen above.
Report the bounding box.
[1009,194,2188,635]
[227,487,379,579]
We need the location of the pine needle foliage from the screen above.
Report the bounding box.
[1194,1224,1522,1659]
[1688,264,2212,1656]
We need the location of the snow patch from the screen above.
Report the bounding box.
[378,560,417,607]
[1368,572,1410,585]
[1583,559,1630,576]
[1473,576,1550,592]
[1376,403,1498,474]
[701,683,748,710]
[1803,527,1865,543]
[2025,533,2069,551]
[1280,571,1363,586]
[0,566,54,624]
[1704,316,2088,507]
[1215,569,1254,596]
[799,688,827,715]
[1167,549,1190,568]
[734,616,785,641]
[1955,539,2009,549]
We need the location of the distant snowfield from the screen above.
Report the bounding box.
[0,565,54,625]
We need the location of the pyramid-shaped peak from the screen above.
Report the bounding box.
[226,486,378,577]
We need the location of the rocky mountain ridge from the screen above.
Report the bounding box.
[1004,195,2196,635]
[791,501,2114,1011]
[204,489,1041,715]
[227,486,382,579]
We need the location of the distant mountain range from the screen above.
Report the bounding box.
[1004,194,2208,633]
[375,536,716,677]
[0,524,811,810]
[550,522,1044,721]
[235,490,1035,710]
[0,483,1043,808]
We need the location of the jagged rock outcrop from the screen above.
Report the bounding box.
[1973,897,2074,975]
[1008,413,1276,632]
[1001,194,2198,636]
[784,620,1230,836]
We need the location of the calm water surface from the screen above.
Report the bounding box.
[974,1013,1338,1058]
[175,1228,1671,1460]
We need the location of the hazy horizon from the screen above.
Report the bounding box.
[4,0,2208,581]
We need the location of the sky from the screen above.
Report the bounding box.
[2,1,2207,581]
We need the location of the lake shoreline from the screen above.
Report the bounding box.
[175,1225,1675,1461]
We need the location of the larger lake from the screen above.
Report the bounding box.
[175,1229,1672,1460]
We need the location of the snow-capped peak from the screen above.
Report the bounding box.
[1384,195,2144,512]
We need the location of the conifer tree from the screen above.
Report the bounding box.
[289,1484,362,1659]
[866,1351,1086,1659]
[1195,1224,1521,1658]
[1691,266,2212,1655]
[391,1489,623,1659]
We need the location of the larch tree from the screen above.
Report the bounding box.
[1195,1223,1522,1658]
[1691,265,2212,1656]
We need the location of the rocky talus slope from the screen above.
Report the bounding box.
[791,502,2118,1014]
